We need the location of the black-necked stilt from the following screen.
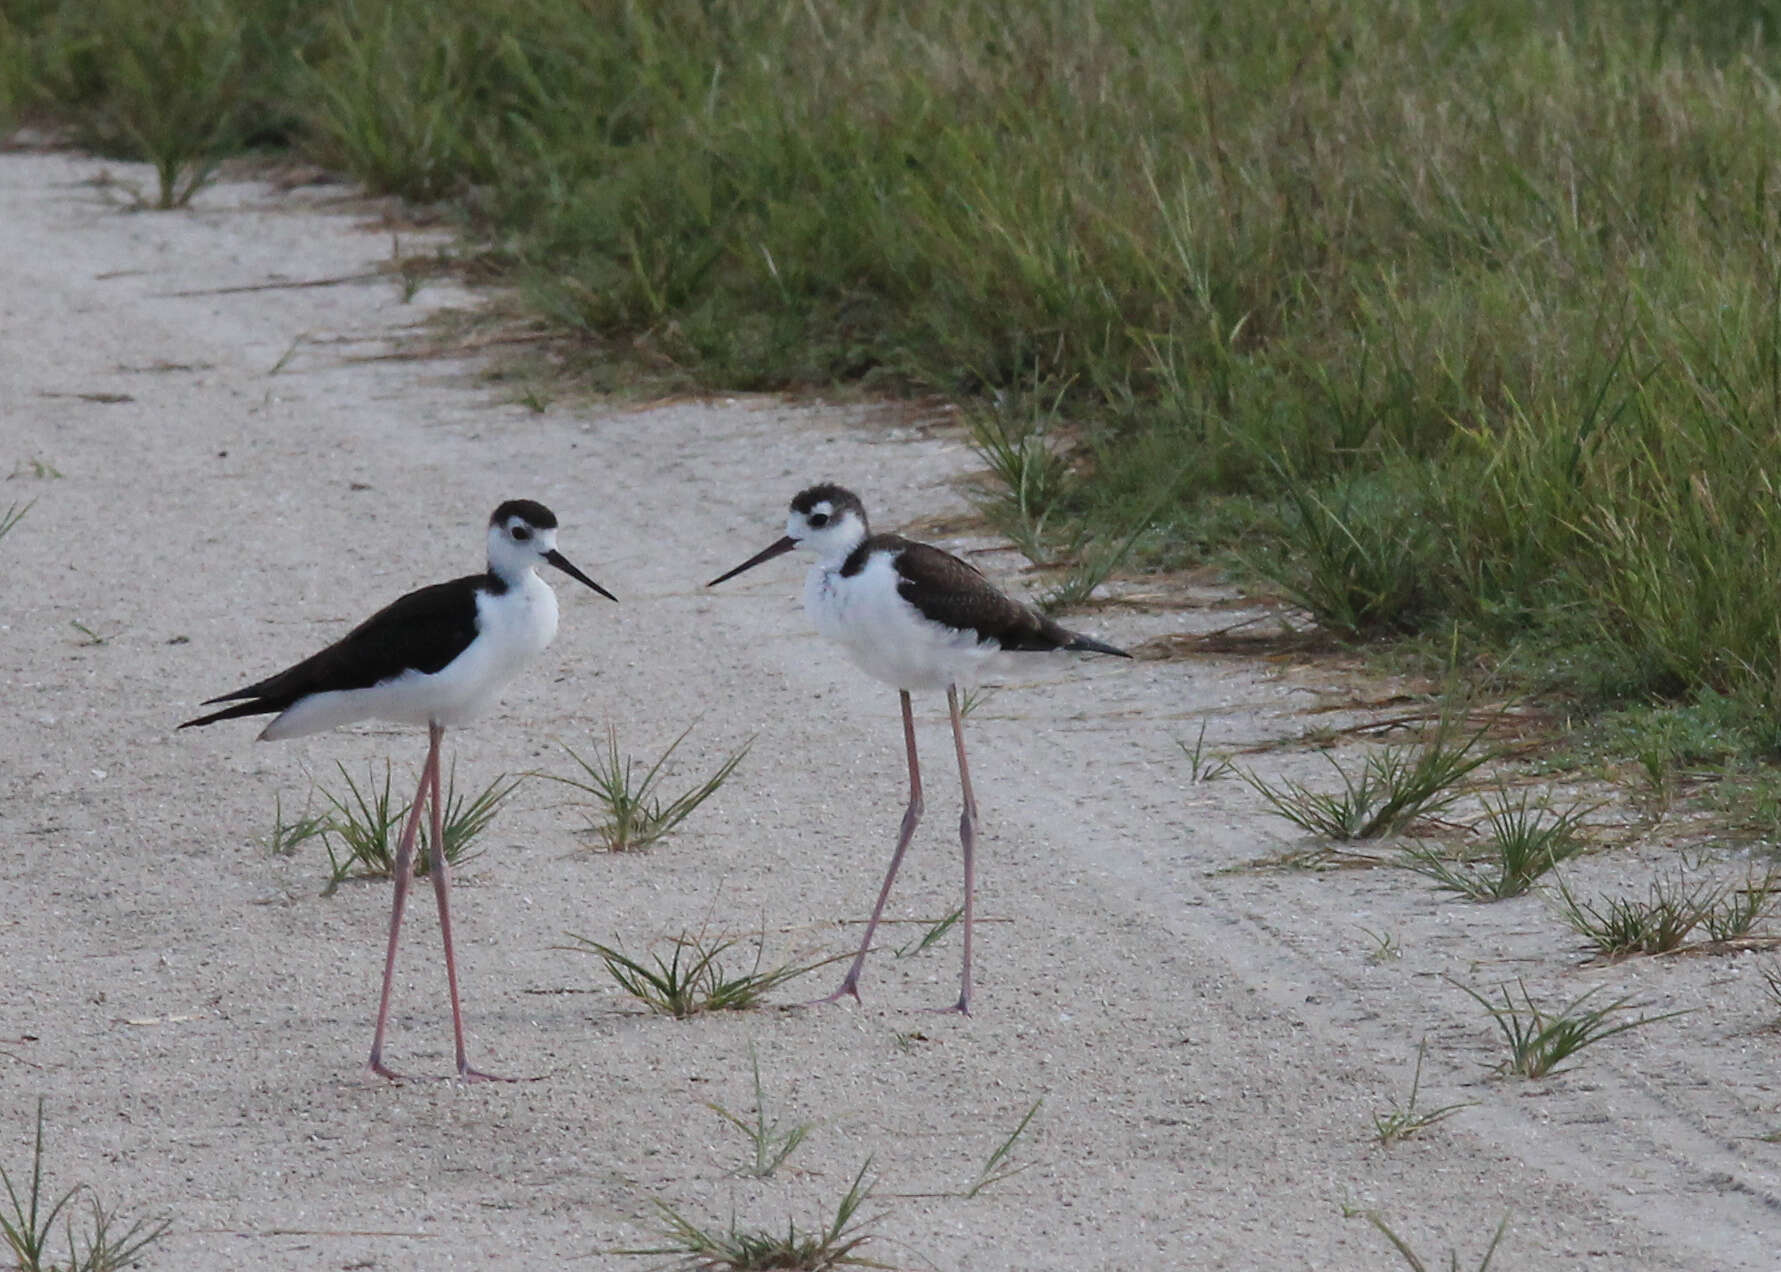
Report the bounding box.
[708,483,1129,1014]
[180,499,615,1081]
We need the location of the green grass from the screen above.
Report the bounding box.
[1400,789,1593,901]
[1,1100,170,1272]
[705,1044,815,1179]
[1554,866,1781,956]
[962,1100,1042,1198]
[1454,978,1686,1078]
[1349,1208,1510,1272]
[0,500,33,545]
[543,725,749,853]
[1371,1041,1474,1147]
[299,761,519,894]
[17,1,1781,801]
[1241,713,1496,841]
[566,930,815,1018]
[620,1160,880,1271]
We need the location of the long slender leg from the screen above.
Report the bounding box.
[423,727,511,1083]
[815,690,923,1005]
[368,727,440,1079]
[945,685,977,1016]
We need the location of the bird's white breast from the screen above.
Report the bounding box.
[804,551,999,693]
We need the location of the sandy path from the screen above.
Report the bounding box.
[2,152,1777,1269]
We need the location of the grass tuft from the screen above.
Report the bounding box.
[1400,788,1592,901]
[567,930,815,1018]
[545,725,749,853]
[1,1099,170,1272]
[1454,978,1686,1078]
[0,499,33,544]
[620,1159,881,1271]
[1349,1208,1510,1272]
[311,761,518,893]
[1241,713,1496,841]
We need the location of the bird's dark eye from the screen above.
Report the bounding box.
[808,513,830,528]
[512,524,532,541]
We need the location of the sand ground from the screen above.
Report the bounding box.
[2,151,1779,1270]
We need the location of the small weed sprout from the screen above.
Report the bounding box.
[1177,720,1234,783]
[893,908,962,959]
[1455,978,1686,1078]
[621,1159,880,1271]
[1,1100,171,1272]
[1349,1207,1510,1272]
[0,499,33,543]
[568,931,816,1017]
[1241,715,1495,840]
[1400,788,1592,900]
[269,791,330,857]
[957,686,998,718]
[314,761,518,893]
[706,1045,816,1179]
[1760,961,1781,1018]
[1372,1041,1474,1146]
[545,725,750,852]
[1359,926,1402,963]
[962,1099,1042,1198]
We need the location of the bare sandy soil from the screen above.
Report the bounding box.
[2,151,1779,1270]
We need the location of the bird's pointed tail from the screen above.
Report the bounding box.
[1065,632,1131,658]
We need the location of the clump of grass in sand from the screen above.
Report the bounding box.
[1454,978,1686,1078]
[0,499,32,545]
[1241,714,1495,841]
[1399,788,1593,901]
[566,930,816,1018]
[1,1099,170,1272]
[619,1160,880,1272]
[296,761,518,893]
[1549,866,1780,958]
[544,725,750,853]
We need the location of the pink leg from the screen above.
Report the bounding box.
[424,731,511,1082]
[944,686,976,1016]
[368,727,439,1080]
[814,690,923,1006]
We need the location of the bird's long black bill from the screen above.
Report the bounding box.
[707,535,797,587]
[545,549,617,602]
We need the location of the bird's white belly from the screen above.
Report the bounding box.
[805,559,999,693]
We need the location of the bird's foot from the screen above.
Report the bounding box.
[458,1060,523,1084]
[923,996,971,1017]
[368,1056,408,1083]
[800,978,862,1008]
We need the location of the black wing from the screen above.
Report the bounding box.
[178,573,487,728]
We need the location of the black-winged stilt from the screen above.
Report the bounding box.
[181,499,614,1079]
[708,483,1128,1014]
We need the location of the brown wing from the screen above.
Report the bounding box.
[885,538,1076,651]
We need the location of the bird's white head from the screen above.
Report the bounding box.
[783,484,870,564]
[486,500,616,600]
[707,483,871,585]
